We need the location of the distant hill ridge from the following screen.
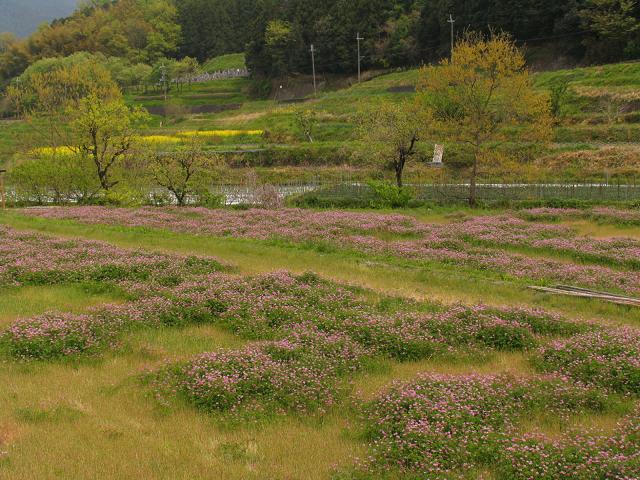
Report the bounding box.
[0,0,78,37]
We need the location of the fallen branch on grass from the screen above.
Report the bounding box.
[529,285,640,307]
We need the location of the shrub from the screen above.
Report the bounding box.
[1,311,124,359]
[497,409,640,479]
[367,181,413,208]
[0,297,175,359]
[8,153,100,205]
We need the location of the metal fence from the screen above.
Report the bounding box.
[210,176,640,205]
[6,176,640,207]
[418,179,640,203]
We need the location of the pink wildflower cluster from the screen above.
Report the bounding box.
[354,374,613,478]
[455,215,640,269]
[590,206,640,226]
[150,272,590,414]
[3,271,583,361]
[20,207,640,293]
[518,207,585,222]
[160,324,368,414]
[501,408,640,479]
[169,272,586,359]
[0,225,224,288]
[534,327,640,394]
[2,296,176,359]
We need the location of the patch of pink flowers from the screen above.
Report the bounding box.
[2,296,175,359]
[0,225,224,287]
[520,206,640,226]
[501,408,640,479]
[534,327,640,395]
[454,215,640,269]
[20,207,640,294]
[149,272,592,415]
[3,271,585,361]
[168,271,587,358]
[353,373,619,479]
[158,324,368,414]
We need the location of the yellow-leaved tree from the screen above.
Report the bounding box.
[418,32,553,206]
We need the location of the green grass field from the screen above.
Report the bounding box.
[201,53,247,73]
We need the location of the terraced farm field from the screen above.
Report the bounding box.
[0,205,638,479]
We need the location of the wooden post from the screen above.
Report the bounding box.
[0,169,6,210]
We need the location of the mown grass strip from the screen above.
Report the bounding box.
[0,283,127,328]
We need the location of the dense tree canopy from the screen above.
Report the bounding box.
[0,0,180,84]
[221,0,640,76]
[0,0,639,84]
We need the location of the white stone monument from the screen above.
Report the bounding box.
[433,144,444,165]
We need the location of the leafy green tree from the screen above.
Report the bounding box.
[265,20,297,77]
[356,99,423,188]
[175,0,254,61]
[69,95,150,190]
[6,59,122,156]
[0,0,180,83]
[171,57,200,91]
[418,32,553,206]
[150,139,218,206]
[7,55,121,115]
[128,63,154,92]
[580,0,640,60]
[295,109,317,143]
[0,32,16,54]
[581,0,638,38]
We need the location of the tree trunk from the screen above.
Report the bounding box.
[395,169,403,188]
[469,151,479,207]
[394,153,406,188]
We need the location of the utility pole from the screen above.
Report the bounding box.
[356,32,364,83]
[0,169,6,210]
[310,44,317,96]
[14,78,21,119]
[160,64,168,101]
[448,14,456,61]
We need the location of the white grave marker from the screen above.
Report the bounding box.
[433,144,444,164]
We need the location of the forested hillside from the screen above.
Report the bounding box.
[0,0,639,85]
[176,0,640,75]
[0,0,180,84]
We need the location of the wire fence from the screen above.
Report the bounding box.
[419,178,640,203]
[209,175,640,205]
[5,176,640,207]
